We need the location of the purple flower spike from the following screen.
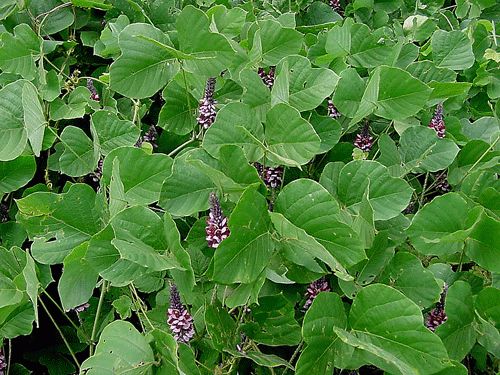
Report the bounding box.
[257,66,276,89]
[86,79,99,101]
[205,193,230,248]
[253,162,284,189]
[425,283,448,332]
[328,99,341,119]
[197,77,217,129]
[0,347,6,374]
[429,103,445,138]
[167,282,195,345]
[303,277,331,310]
[354,122,373,152]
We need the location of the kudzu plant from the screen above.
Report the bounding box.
[0,0,500,374]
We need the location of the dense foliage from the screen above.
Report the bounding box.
[1,0,500,373]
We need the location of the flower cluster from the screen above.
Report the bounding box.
[425,283,448,332]
[135,126,159,148]
[205,193,230,248]
[0,204,10,223]
[86,79,99,102]
[429,103,445,138]
[303,277,331,310]
[354,123,374,152]
[327,99,341,119]
[329,0,341,11]
[91,158,104,183]
[257,66,276,89]
[0,347,6,374]
[434,172,451,193]
[197,77,217,129]
[167,282,195,345]
[253,162,284,189]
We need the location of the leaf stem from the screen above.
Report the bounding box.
[129,284,155,331]
[90,280,108,356]
[281,340,303,375]
[39,297,80,369]
[167,137,196,157]
[42,290,91,343]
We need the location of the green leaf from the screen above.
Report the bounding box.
[460,116,500,143]
[206,6,247,39]
[352,185,375,249]
[343,284,450,374]
[333,68,365,118]
[58,242,98,311]
[109,158,127,217]
[29,0,75,36]
[0,24,41,80]
[296,292,353,374]
[90,110,140,155]
[380,252,441,308]
[407,193,469,256]
[22,81,45,157]
[102,146,173,205]
[0,299,35,338]
[218,145,263,187]
[275,178,365,269]
[49,86,90,120]
[81,320,155,374]
[0,80,28,161]
[109,23,179,98]
[112,295,132,319]
[58,126,98,177]
[0,156,36,194]
[158,80,198,135]
[94,14,130,58]
[16,184,106,264]
[348,24,394,68]
[202,102,264,162]
[225,349,293,369]
[250,293,301,346]
[477,286,500,322]
[176,6,237,77]
[325,22,351,60]
[164,212,195,295]
[432,30,475,70]
[0,272,23,308]
[249,20,303,65]
[265,103,320,167]
[435,281,476,361]
[110,206,179,271]
[466,210,500,273]
[159,150,216,216]
[240,68,271,122]
[270,212,349,278]
[71,0,113,10]
[336,160,413,221]
[21,251,39,326]
[399,126,460,173]
[310,113,341,154]
[428,81,472,100]
[276,55,339,112]
[374,66,432,120]
[205,299,236,351]
[213,185,273,284]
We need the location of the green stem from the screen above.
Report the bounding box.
[39,297,80,369]
[90,280,108,356]
[7,339,11,375]
[167,137,196,157]
[281,340,304,375]
[42,290,91,343]
[418,171,429,208]
[129,284,155,331]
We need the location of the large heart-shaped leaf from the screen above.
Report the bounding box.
[0,80,28,161]
[81,320,155,374]
[432,30,475,70]
[110,23,179,98]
